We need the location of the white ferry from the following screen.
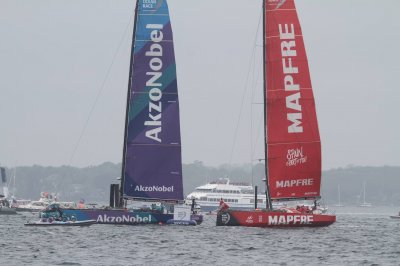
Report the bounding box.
[185,178,328,213]
[185,179,267,212]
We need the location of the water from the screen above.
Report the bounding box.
[1,207,400,265]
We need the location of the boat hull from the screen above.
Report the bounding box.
[166,219,197,226]
[390,215,400,219]
[216,210,335,227]
[0,207,17,215]
[62,209,203,225]
[25,219,96,226]
[15,208,42,212]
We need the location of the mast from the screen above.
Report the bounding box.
[262,0,272,210]
[119,0,139,207]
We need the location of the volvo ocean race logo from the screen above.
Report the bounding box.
[145,23,164,143]
[267,0,286,10]
[286,146,307,166]
[135,185,174,192]
[97,214,152,224]
[142,0,163,9]
[221,213,230,224]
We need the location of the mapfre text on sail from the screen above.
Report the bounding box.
[279,23,303,134]
[145,24,164,143]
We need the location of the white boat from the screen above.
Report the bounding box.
[0,168,17,214]
[186,178,270,212]
[0,196,17,215]
[16,200,49,212]
[359,182,372,207]
[186,178,328,213]
[15,192,54,212]
[332,185,345,207]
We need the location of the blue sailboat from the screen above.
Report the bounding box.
[61,0,202,225]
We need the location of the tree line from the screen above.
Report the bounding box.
[2,162,399,206]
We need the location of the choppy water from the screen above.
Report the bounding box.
[1,206,400,265]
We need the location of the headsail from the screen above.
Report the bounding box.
[264,0,321,200]
[121,0,183,201]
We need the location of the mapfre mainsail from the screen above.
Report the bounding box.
[121,0,183,201]
[265,0,321,200]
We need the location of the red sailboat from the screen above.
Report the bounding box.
[216,0,336,227]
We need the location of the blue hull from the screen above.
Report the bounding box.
[62,209,203,225]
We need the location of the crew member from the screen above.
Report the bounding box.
[219,198,229,212]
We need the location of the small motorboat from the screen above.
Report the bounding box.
[390,212,400,219]
[0,196,17,215]
[24,218,96,226]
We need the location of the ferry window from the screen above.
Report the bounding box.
[257,199,263,203]
[250,199,254,203]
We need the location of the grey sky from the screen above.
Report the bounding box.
[0,0,399,170]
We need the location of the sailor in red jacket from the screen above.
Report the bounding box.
[219,198,229,212]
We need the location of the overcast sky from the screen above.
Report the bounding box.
[0,0,399,170]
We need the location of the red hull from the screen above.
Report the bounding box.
[217,210,335,227]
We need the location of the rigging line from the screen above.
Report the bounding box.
[251,58,263,159]
[250,45,263,186]
[68,13,134,166]
[252,112,264,159]
[228,9,262,165]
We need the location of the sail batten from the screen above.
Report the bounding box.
[122,0,183,202]
[265,0,321,200]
